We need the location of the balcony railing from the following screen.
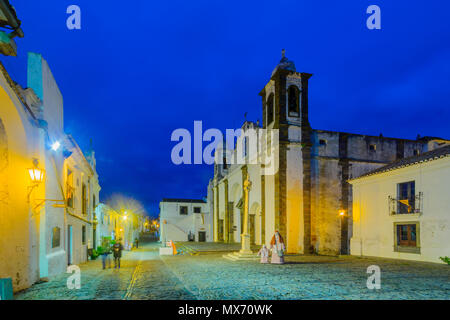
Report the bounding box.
[388,192,423,215]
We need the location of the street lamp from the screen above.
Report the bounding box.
[51,141,61,151]
[339,208,347,255]
[27,159,45,202]
[28,162,45,184]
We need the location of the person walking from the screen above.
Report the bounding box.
[101,241,112,270]
[113,239,124,269]
[134,238,139,249]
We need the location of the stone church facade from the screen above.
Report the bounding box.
[211,52,449,255]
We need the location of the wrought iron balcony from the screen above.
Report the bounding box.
[388,192,423,215]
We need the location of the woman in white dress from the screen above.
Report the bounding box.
[257,245,269,264]
[270,230,286,264]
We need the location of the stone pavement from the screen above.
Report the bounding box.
[15,242,450,300]
[15,243,194,300]
[160,251,450,300]
[175,241,260,253]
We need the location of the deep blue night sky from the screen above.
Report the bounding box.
[3,1,450,217]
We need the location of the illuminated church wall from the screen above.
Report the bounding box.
[211,53,447,256]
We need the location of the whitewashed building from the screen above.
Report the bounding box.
[159,199,212,242]
[349,145,450,263]
[95,203,119,247]
[0,51,103,291]
[62,134,100,265]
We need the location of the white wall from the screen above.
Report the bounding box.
[160,201,210,242]
[28,53,67,278]
[350,156,450,263]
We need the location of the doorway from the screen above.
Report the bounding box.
[67,225,73,265]
[250,214,255,244]
[198,231,206,242]
[227,202,234,243]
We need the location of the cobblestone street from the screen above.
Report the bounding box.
[15,241,450,300]
[15,242,195,300]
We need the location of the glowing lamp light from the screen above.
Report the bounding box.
[51,141,61,151]
[28,166,45,184]
[339,210,345,217]
[123,215,128,221]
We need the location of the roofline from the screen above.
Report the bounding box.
[314,129,449,143]
[161,198,206,204]
[65,134,95,176]
[349,146,450,182]
[0,61,37,120]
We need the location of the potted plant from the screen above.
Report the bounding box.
[440,256,450,265]
[90,249,99,260]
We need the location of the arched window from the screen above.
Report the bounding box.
[267,93,274,125]
[288,85,299,116]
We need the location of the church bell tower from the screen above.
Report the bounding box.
[259,50,314,254]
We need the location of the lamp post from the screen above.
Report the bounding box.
[27,158,45,202]
[93,216,98,250]
[122,211,129,249]
[339,208,346,255]
[162,219,167,244]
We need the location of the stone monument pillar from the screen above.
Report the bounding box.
[223,174,258,261]
[239,175,252,254]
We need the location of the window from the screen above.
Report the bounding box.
[243,136,248,158]
[194,207,201,213]
[82,225,86,245]
[52,227,61,248]
[267,93,274,125]
[66,169,74,208]
[397,181,415,214]
[395,223,419,253]
[82,183,87,215]
[218,219,224,241]
[288,85,299,116]
[180,206,188,215]
[413,149,420,156]
[369,144,376,151]
[319,139,327,146]
[93,194,96,210]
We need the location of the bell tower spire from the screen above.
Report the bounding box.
[258,51,314,254]
[259,50,312,129]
